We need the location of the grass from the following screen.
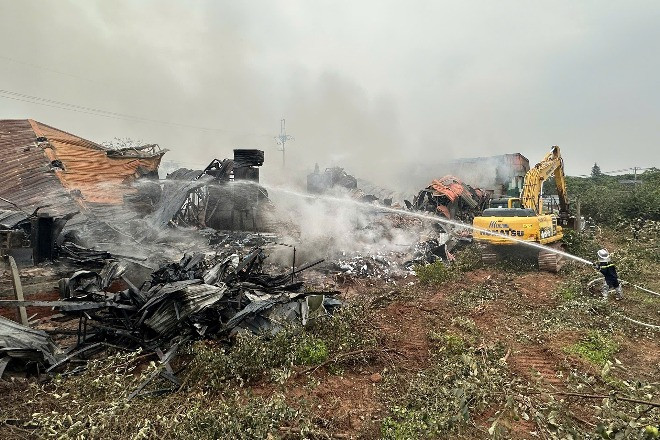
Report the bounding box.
[554,282,582,302]
[565,330,619,366]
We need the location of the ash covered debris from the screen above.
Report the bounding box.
[308,164,357,194]
[0,246,336,387]
[306,164,383,203]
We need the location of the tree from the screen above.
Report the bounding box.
[591,163,602,178]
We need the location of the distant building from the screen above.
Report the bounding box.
[439,153,530,197]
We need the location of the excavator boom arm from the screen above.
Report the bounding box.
[520,146,569,215]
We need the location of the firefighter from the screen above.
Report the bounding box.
[594,249,623,300]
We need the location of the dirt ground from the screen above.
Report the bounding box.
[1,261,658,439]
[265,267,659,438]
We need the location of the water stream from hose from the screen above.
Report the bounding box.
[230,181,659,300]
[258,183,594,265]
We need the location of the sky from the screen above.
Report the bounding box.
[1,0,659,191]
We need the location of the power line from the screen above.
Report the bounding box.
[576,166,653,177]
[0,88,273,139]
[0,54,106,85]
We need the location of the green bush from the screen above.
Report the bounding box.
[185,330,299,388]
[414,260,454,285]
[546,169,660,226]
[452,245,483,272]
[305,301,379,353]
[563,229,600,261]
[295,338,329,365]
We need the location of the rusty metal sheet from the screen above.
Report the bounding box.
[29,120,165,205]
[0,119,167,212]
[0,119,74,214]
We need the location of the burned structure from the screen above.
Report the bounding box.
[0,119,166,265]
[163,149,271,231]
[405,153,530,198]
[410,175,491,221]
[441,153,530,197]
[0,119,165,213]
[307,165,358,194]
[0,209,73,266]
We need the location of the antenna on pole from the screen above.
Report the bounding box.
[275,118,294,168]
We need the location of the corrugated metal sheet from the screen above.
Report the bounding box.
[0,119,166,212]
[429,176,468,203]
[0,119,74,214]
[30,120,164,205]
[0,210,29,229]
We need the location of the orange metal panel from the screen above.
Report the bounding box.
[29,120,164,205]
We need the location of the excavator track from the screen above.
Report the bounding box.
[480,245,499,264]
[538,243,565,273]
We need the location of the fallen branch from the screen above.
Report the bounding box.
[495,390,660,408]
[296,348,402,377]
[549,391,660,408]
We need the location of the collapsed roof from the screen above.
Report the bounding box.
[0,119,166,215]
[412,175,491,220]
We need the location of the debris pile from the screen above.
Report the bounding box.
[410,175,491,221]
[0,247,336,384]
[404,237,458,268]
[329,251,405,281]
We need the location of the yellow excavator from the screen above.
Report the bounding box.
[472,146,575,272]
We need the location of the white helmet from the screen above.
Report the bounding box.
[597,249,610,262]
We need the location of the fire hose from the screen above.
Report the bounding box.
[620,280,660,297]
[586,277,660,330]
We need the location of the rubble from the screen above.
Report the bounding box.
[0,316,62,372]
[307,165,358,194]
[0,246,337,387]
[409,175,491,222]
[306,164,384,204]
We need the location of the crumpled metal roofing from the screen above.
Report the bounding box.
[428,175,478,207]
[0,209,29,229]
[0,119,73,214]
[0,119,166,213]
[30,120,165,205]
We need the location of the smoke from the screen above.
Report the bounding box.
[262,184,436,266]
[1,0,658,191]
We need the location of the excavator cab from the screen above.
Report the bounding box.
[489,198,522,209]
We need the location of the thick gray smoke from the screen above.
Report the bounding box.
[262,184,440,266]
[1,0,658,188]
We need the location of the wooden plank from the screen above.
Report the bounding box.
[7,256,28,326]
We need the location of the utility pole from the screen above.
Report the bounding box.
[275,119,294,168]
[633,166,639,189]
